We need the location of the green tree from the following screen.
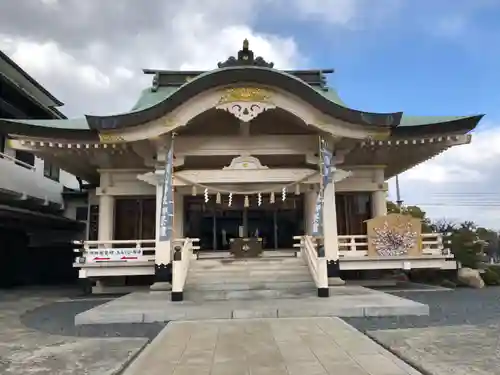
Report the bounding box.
[386,201,432,232]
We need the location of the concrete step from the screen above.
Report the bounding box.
[184,287,316,301]
[187,273,313,283]
[185,280,316,291]
[190,263,309,270]
[188,268,311,277]
[191,258,305,267]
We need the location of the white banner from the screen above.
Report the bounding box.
[86,248,144,262]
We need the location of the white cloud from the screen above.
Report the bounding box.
[0,1,305,116]
[290,0,403,28]
[0,37,111,92]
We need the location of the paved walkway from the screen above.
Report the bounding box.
[75,286,428,325]
[123,317,422,375]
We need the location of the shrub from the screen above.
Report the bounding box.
[481,267,500,286]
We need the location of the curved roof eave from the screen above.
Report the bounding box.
[393,114,484,136]
[84,66,403,130]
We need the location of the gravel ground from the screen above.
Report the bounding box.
[344,287,500,375]
[21,298,165,340]
[343,287,500,331]
[0,289,153,375]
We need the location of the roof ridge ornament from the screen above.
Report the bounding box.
[217,39,274,69]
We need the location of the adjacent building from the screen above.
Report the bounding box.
[0,50,85,287]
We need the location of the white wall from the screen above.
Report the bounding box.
[0,145,81,204]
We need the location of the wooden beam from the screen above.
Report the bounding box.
[174,135,317,156]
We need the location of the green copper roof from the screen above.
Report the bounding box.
[130,86,178,111]
[399,115,475,127]
[0,67,482,135]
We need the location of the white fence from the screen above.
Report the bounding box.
[337,233,446,258]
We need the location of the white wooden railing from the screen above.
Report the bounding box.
[338,233,447,258]
[293,235,329,290]
[74,238,201,267]
[171,238,200,296]
[0,151,36,170]
[0,151,64,204]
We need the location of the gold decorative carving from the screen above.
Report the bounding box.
[99,133,125,143]
[218,87,273,104]
[366,213,422,257]
[216,88,276,122]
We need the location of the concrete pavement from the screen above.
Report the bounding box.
[122,317,423,375]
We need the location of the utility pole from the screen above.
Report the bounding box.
[395,175,403,211]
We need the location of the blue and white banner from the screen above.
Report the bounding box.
[321,141,333,188]
[159,144,174,242]
[312,138,335,237]
[312,192,323,237]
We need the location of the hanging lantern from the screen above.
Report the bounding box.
[244,195,249,207]
[258,192,262,206]
[282,187,287,201]
[270,192,275,204]
[295,184,300,195]
[216,192,221,204]
[204,188,209,203]
[191,185,197,196]
[228,193,233,207]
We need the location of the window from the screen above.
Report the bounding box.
[15,150,35,168]
[75,206,88,221]
[43,161,60,181]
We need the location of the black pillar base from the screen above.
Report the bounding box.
[155,263,172,284]
[79,279,93,296]
[171,291,183,301]
[317,288,329,298]
[327,260,340,278]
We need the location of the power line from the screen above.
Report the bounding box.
[405,202,500,207]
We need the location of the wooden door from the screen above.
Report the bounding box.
[114,197,156,243]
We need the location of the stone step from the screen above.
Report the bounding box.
[190,262,309,270]
[185,280,316,291]
[184,287,316,301]
[188,268,311,277]
[191,258,305,267]
[186,273,313,283]
[190,262,308,272]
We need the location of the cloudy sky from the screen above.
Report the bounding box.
[2,0,500,228]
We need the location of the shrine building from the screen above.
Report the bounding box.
[0,40,483,296]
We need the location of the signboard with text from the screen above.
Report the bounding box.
[86,248,144,262]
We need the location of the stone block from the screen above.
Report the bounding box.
[363,302,429,317]
[75,311,144,325]
[232,308,278,319]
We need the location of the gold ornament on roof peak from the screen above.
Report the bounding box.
[218,87,273,104]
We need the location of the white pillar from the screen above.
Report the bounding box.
[322,181,339,262]
[372,169,387,217]
[97,195,114,241]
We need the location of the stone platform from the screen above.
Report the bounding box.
[121,317,423,375]
[75,286,428,325]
